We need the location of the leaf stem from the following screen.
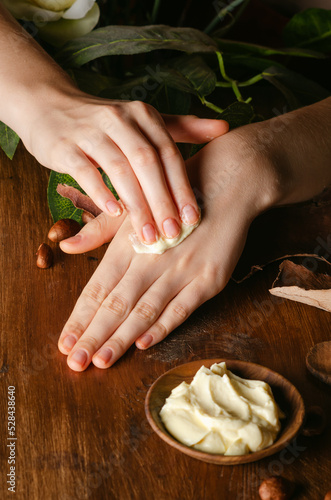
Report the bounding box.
[200,96,224,114]
[238,73,263,87]
[215,51,232,82]
[231,81,243,101]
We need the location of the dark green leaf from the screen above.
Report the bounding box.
[57,25,218,68]
[223,54,285,72]
[218,101,255,129]
[262,65,330,109]
[283,8,331,52]
[0,122,20,160]
[169,55,216,97]
[68,68,120,96]
[149,85,191,115]
[215,38,325,58]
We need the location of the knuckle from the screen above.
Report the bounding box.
[62,320,84,339]
[108,336,126,352]
[132,146,158,168]
[83,281,109,304]
[134,301,158,322]
[110,158,130,177]
[151,321,168,339]
[130,100,153,115]
[77,336,99,351]
[102,294,128,317]
[171,302,189,321]
[159,143,180,162]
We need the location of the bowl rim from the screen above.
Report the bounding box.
[145,358,305,465]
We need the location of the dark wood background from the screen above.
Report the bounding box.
[1,145,330,500]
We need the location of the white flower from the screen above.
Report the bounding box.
[1,0,100,46]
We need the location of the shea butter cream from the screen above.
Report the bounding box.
[129,218,200,254]
[160,362,284,455]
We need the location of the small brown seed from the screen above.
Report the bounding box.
[259,476,295,500]
[36,243,53,269]
[48,218,81,242]
[302,405,327,437]
[324,491,331,500]
[82,211,95,224]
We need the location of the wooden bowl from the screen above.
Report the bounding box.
[145,359,305,465]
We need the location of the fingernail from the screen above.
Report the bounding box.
[61,335,77,351]
[62,234,81,245]
[142,223,157,244]
[163,218,180,239]
[181,204,199,225]
[106,200,122,217]
[94,348,113,364]
[70,349,87,367]
[137,334,153,349]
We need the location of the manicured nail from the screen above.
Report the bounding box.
[106,200,122,217]
[137,334,153,349]
[142,223,157,244]
[163,218,180,239]
[70,349,87,367]
[94,348,113,364]
[62,234,81,245]
[61,335,77,351]
[181,204,199,225]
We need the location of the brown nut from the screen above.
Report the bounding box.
[302,406,327,437]
[324,491,331,500]
[48,218,81,242]
[82,211,95,224]
[36,243,53,269]
[259,476,295,500]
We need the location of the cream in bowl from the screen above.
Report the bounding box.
[159,362,284,456]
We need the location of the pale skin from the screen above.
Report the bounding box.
[0,4,228,245]
[58,98,331,371]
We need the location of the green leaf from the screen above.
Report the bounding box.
[68,68,120,96]
[218,101,255,129]
[149,85,191,115]
[215,38,325,58]
[57,25,218,67]
[283,8,331,52]
[262,65,330,109]
[47,172,84,223]
[0,121,20,160]
[169,55,216,97]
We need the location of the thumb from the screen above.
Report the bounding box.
[161,114,229,143]
[60,212,126,254]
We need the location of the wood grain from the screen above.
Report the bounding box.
[145,358,305,465]
[1,145,331,500]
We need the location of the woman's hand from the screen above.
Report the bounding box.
[58,98,331,371]
[19,89,228,245]
[0,3,228,247]
[57,127,278,371]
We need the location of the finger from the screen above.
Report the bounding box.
[101,118,183,240]
[91,273,186,369]
[66,263,171,372]
[58,236,132,356]
[81,133,164,244]
[137,115,200,227]
[162,115,229,143]
[59,211,126,254]
[64,147,123,217]
[135,278,213,350]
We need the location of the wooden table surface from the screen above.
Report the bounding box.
[1,145,331,500]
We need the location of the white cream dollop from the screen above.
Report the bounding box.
[129,218,200,255]
[159,362,284,455]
